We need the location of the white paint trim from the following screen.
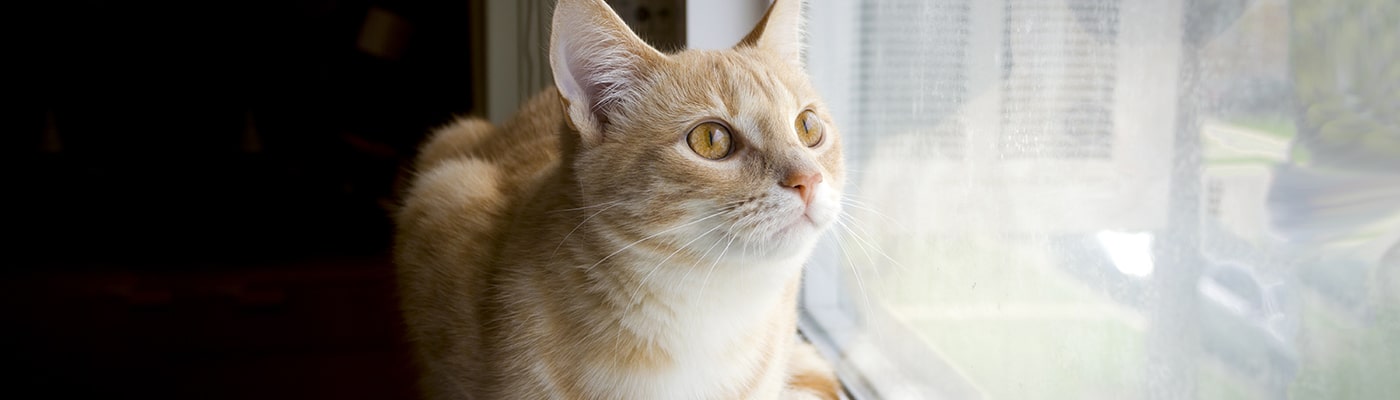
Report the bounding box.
[686,0,769,50]
[485,0,523,124]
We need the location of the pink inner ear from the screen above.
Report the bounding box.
[554,30,646,128]
[581,69,627,119]
[554,44,585,107]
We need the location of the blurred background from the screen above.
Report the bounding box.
[5,0,683,398]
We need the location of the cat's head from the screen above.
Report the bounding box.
[551,0,843,263]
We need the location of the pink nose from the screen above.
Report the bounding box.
[781,171,823,206]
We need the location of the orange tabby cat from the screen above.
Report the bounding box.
[394,0,842,398]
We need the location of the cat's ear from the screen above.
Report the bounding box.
[550,0,664,144]
[737,0,805,69]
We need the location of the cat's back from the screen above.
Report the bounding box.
[467,90,567,192]
[396,88,566,271]
[413,90,566,191]
[394,89,566,400]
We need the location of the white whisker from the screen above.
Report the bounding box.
[677,221,734,291]
[585,209,730,272]
[837,217,879,271]
[697,228,739,300]
[837,212,909,273]
[552,203,621,258]
[836,219,892,321]
[840,199,908,231]
[628,222,727,312]
[837,212,886,254]
[830,223,875,323]
[546,200,622,214]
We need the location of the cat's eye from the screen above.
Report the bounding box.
[796,110,824,147]
[687,122,733,160]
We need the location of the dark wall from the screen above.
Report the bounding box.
[11,0,478,266]
[7,1,484,398]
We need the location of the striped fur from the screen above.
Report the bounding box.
[395,0,841,398]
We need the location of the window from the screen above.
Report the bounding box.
[799,0,1400,399]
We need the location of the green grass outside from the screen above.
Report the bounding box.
[1221,116,1299,140]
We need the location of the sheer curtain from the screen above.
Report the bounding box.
[800,0,1400,398]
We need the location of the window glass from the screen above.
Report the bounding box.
[801,0,1400,398]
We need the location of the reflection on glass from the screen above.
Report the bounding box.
[1097,231,1154,278]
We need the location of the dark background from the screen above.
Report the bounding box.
[7,0,485,398]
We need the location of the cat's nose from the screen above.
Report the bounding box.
[781,170,823,206]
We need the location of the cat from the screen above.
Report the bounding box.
[394,0,843,398]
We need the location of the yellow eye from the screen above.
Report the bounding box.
[796,110,824,147]
[687,122,733,160]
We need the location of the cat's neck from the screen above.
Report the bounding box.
[568,221,809,334]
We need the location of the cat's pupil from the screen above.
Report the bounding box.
[796,111,823,147]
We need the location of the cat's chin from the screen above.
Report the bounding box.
[746,213,830,262]
[776,215,819,240]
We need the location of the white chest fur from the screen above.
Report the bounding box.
[587,257,805,400]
